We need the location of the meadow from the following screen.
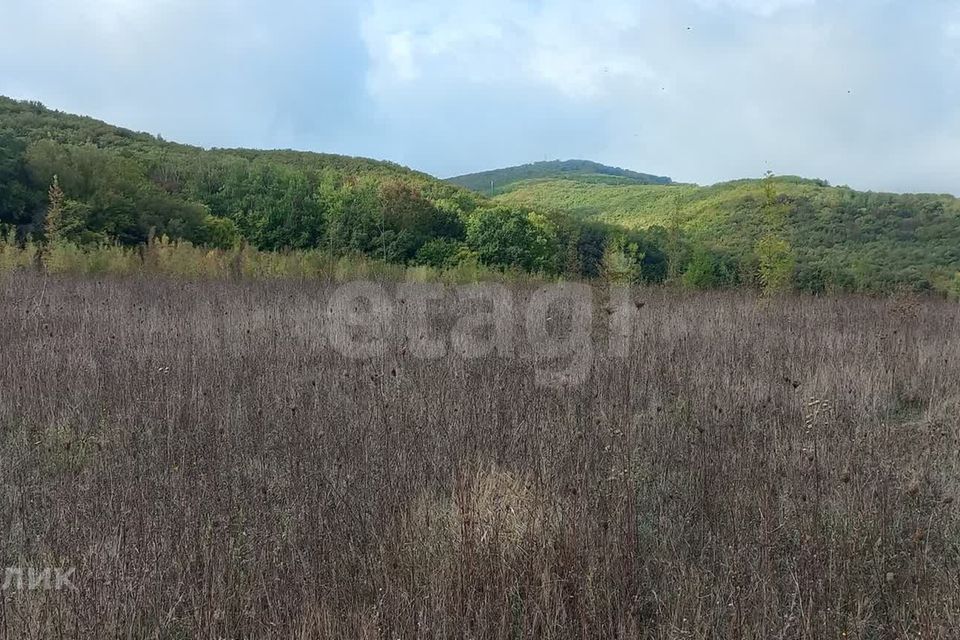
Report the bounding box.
[0,269,959,639]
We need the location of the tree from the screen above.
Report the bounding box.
[414,238,470,269]
[627,227,669,283]
[0,131,36,226]
[682,247,721,289]
[756,234,795,295]
[792,261,827,294]
[574,223,607,279]
[682,245,739,289]
[601,235,641,283]
[377,180,464,262]
[666,193,687,281]
[202,215,241,250]
[466,206,558,273]
[761,171,791,228]
[45,175,64,243]
[756,172,796,294]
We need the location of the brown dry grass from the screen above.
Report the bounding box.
[0,272,958,639]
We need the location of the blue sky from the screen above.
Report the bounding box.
[1,0,958,194]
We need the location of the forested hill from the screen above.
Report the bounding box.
[0,96,485,257]
[0,96,426,180]
[495,176,960,294]
[447,160,673,194]
[0,96,663,278]
[2,96,959,295]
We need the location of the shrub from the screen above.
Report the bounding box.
[0,230,37,274]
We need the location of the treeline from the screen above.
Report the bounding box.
[0,97,672,284]
[497,175,960,296]
[3,97,959,296]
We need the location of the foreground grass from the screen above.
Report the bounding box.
[0,272,958,638]
[0,235,535,285]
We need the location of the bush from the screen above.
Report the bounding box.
[413,238,468,269]
[682,246,739,289]
[466,206,558,273]
[0,230,37,274]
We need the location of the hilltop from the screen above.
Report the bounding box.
[446,159,672,195]
[0,97,426,180]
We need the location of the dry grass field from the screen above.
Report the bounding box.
[1,272,958,639]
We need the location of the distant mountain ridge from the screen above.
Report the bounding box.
[447,160,673,194]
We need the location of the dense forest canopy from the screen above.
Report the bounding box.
[1,96,959,295]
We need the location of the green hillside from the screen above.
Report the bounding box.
[447,159,672,195]
[495,175,960,293]
[0,97,669,279]
[0,96,452,247]
[3,96,959,295]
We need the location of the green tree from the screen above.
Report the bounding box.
[756,234,795,295]
[601,235,641,283]
[756,172,796,294]
[682,246,739,289]
[574,223,607,279]
[378,180,464,262]
[666,193,687,281]
[44,175,64,243]
[627,227,669,283]
[202,215,241,250]
[682,247,720,289]
[466,206,558,273]
[0,131,36,226]
[414,238,470,269]
[761,171,790,230]
[792,261,827,294]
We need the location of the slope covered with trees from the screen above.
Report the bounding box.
[446,159,673,195]
[0,97,671,281]
[495,175,960,294]
[2,96,959,295]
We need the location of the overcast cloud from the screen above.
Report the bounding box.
[1,0,957,193]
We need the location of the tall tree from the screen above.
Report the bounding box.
[45,174,64,243]
[756,172,796,294]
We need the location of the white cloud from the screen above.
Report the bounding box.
[1,0,282,67]
[361,1,523,94]
[19,0,186,44]
[384,32,418,81]
[362,0,658,99]
[521,2,658,99]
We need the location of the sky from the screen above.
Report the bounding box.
[1,0,958,194]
